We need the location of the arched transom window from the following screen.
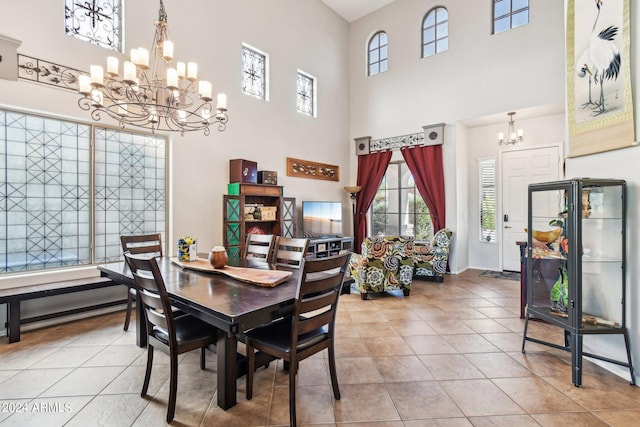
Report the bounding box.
[368,31,388,76]
[422,7,448,58]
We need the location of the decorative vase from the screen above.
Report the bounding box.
[178,237,197,262]
[209,246,228,269]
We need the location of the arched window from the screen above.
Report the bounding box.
[368,31,388,76]
[422,7,448,58]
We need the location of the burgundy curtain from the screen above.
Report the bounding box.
[401,145,446,232]
[354,151,392,252]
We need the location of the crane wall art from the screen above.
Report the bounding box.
[566,0,634,157]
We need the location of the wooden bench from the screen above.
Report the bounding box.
[0,277,124,343]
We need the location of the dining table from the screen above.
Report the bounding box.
[97,256,301,410]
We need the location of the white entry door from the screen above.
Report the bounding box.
[501,146,560,271]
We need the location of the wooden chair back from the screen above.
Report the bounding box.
[273,237,309,269]
[293,252,350,343]
[243,233,276,261]
[124,253,174,340]
[120,233,163,257]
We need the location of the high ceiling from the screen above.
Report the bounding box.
[320,0,395,22]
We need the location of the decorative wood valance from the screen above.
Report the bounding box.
[355,123,444,155]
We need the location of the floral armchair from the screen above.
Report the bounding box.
[349,236,415,300]
[413,229,452,282]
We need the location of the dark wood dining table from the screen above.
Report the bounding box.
[97,257,300,410]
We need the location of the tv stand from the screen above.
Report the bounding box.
[306,236,353,259]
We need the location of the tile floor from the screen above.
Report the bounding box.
[0,269,639,426]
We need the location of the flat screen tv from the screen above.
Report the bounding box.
[302,201,343,238]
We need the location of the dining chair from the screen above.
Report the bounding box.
[120,234,163,331]
[245,252,351,427]
[243,233,276,261]
[125,253,219,423]
[272,237,309,269]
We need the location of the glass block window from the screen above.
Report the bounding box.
[242,44,268,100]
[422,7,448,58]
[94,129,166,263]
[296,71,315,117]
[368,31,388,76]
[0,109,166,273]
[64,0,123,52]
[371,162,432,241]
[479,158,497,242]
[494,0,529,34]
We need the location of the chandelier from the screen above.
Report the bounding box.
[77,0,228,136]
[497,112,523,145]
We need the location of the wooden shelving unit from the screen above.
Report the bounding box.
[223,183,295,259]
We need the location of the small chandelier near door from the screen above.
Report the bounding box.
[77,0,228,136]
[498,112,524,145]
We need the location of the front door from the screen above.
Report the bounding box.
[501,146,560,271]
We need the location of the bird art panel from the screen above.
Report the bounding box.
[566,0,635,157]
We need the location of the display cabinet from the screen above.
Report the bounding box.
[223,184,295,259]
[522,178,634,386]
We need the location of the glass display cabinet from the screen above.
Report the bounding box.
[522,178,634,386]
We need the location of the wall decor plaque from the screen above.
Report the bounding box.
[286,157,339,182]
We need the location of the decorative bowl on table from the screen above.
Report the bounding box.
[209,246,228,269]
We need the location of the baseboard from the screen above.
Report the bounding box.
[17,304,127,334]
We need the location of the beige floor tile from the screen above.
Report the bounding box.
[82,344,146,367]
[333,383,400,423]
[426,319,476,335]
[442,334,501,353]
[65,393,149,426]
[0,369,73,399]
[40,366,125,397]
[388,319,438,336]
[100,364,168,396]
[385,381,464,419]
[474,306,519,319]
[467,414,540,426]
[364,336,414,357]
[461,318,511,334]
[268,384,336,425]
[373,355,435,382]
[439,379,525,417]
[30,345,104,369]
[465,352,534,379]
[419,354,484,381]
[403,419,473,427]
[531,412,611,426]
[480,332,526,352]
[403,335,458,355]
[591,409,640,426]
[0,346,59,370]
[335,336,371,358]
[335,356,384,384]
[493,377,587,413]
[353,321,400,338]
